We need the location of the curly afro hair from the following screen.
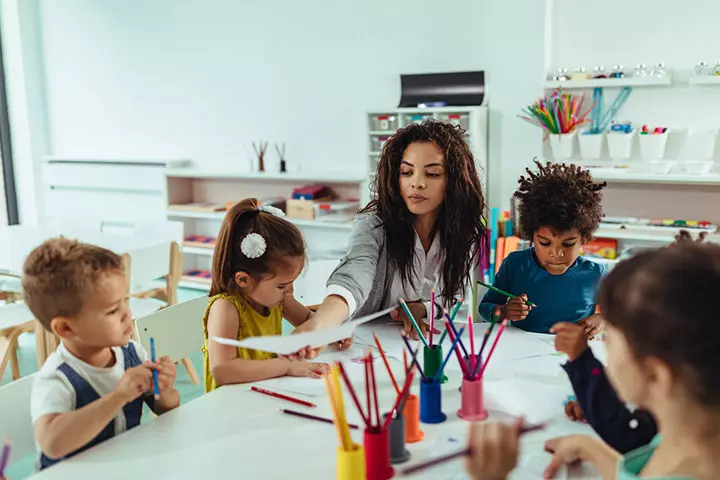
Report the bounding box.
[514,160,606,242]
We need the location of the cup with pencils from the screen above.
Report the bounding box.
[325,364,365,480]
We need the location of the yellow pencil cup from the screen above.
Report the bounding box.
[337,443,366,480]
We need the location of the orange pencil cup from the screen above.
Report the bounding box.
[403,394,424,443]
[337,443,366,480]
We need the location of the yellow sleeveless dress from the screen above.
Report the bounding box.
[201,293,282,393]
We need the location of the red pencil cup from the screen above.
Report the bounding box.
[403,394,424,443]
[337,443,366,480]
[364,427,395,480]
[457,375,488,421]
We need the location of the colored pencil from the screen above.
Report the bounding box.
[445,311,470,359]
[383,370,416,429]
[280,409,360,430]
[437,298,464,345]
[251,386,316,408]
[324,373,350,450]
[337,362,369,427]
[437,327,464,380]
[477,313,499,362]
[444,320,470,378]
[399,298,429,348]
[150,337,160,399]
[0,442,10,477]
[468,313,476,374]
[478,320,509,378]
[373,332,400,394]
[403,349,408,373]
[365,351,371,423]
[429,288,436,347]
[369,352,381,427]
[477,280,536,307]
[331,365,352,448]
[400,423,546,475]
[401,336,426,381]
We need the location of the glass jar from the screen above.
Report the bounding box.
[610,65,625,79]
[693,61,710,76]
[592,66,607,79]
[554,67,570,81]
[633,64,649,77]
[651,63,668,78]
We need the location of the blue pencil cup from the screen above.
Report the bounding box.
[419,377,446,424]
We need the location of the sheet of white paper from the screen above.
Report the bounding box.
[485,377,571,424]
[213,306,397,355]
[515,454,567,480]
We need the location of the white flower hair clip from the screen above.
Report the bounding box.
[259,204,285,218]
[241,233,267,259]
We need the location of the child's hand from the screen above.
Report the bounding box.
[577,314,603,339]
[115,364,153,402]
[501,294,531,321]
[550,322,587,361]
[151,356,177,392]
[464,418,522,480]
[336,337,353,350]
[543,435,593,478]
[564,401,586,423]
[287,360,330,378]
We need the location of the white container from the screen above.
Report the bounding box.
[685,129,718,160]
[607,131,635,160]
[682,160,714,175]
[639,133,669,160]
[647,160,675,174]
[549,131,577,160]
[578,131,605,160]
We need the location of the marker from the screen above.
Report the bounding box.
[150,337,160,399]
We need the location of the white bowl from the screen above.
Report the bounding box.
[647,160,676,174]
[682,160,713,175]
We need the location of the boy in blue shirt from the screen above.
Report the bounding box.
[479,161,607,333]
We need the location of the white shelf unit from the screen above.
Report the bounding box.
[366,107,489,197]
[166,168,364,291]
[587,169,720,186]
[689,76,720,86]
[544,76,673,90]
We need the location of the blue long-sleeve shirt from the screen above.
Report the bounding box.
[563,348,657,454]
[479,248,605,333]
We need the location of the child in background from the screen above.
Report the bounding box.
[479,161,606,334]
[295,120,487,343]
[552,230,701,453]
[202,199,329,392]
[25,238,179,470]
[465,243,720,479]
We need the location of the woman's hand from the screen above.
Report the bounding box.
[391,302,439,340]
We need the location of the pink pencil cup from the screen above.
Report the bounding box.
[457,376,488,421]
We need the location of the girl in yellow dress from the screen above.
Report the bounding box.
[202,198,328,392]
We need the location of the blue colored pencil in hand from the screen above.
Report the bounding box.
[150,337,160,399]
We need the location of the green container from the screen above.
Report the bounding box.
[423,345,448,383]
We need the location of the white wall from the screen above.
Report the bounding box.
[31,0,546,212]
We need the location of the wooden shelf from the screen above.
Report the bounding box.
[165,167,366,183]
[544,76,672,89]
[595,225,717,243]
[167,209,354,230]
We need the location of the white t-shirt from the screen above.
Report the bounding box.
[31,340,149,435]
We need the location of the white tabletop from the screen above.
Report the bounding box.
[30,324,603,480]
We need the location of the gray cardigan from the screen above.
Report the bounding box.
[326,212,445,320]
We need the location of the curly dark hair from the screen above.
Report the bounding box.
[514,160,606,241]
[361,120,486,306]
[598,243,720,407]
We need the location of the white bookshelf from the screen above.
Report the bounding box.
[689,76,720,86]
[165,167,362,291]
[366,106,489,197]
[587,169,720,186]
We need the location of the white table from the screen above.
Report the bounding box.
[29,324,603,480]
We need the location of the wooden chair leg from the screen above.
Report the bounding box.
[180,357,200,385]
[0,334,12,380]
[8,330,22,380]
[34,320,58,368]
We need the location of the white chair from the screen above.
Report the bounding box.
[0,374,37,470]
[124,241,183,318]
[294,258,340,307]
[134,297,207,378]
[0,271,35,380]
